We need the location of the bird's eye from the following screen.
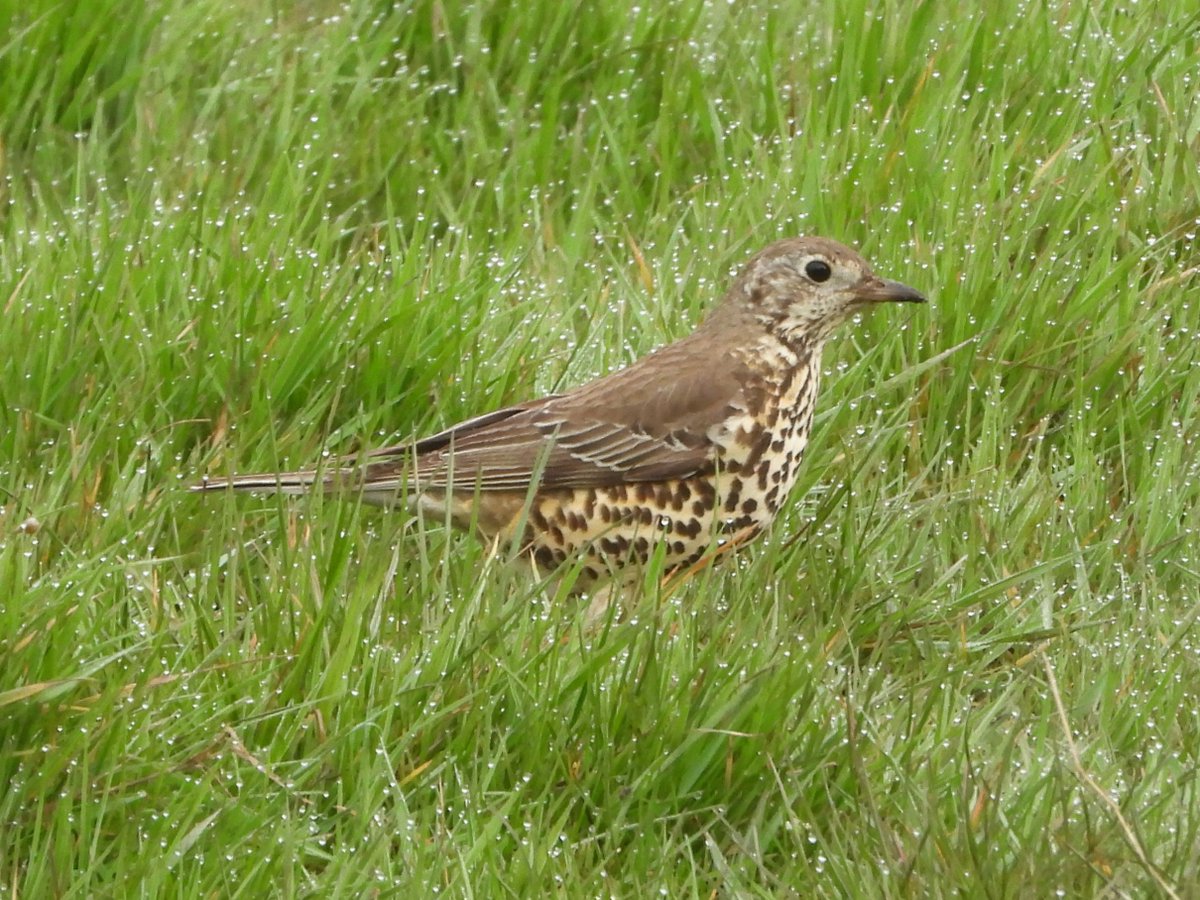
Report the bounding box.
[805,260,832,283]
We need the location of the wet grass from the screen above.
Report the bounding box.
[2,0,1200,895]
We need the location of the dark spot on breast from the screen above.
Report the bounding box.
[533,545,562,570]
[718,515,758,534]
[600,535,629,556]
[742,428,774,473]
[723,479,742,512]
[662,482,691,511]
[742,498,758,514]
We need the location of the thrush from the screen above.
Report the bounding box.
[195,236,924,596]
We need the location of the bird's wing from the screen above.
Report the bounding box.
[361,336,749,492]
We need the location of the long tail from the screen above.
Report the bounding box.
[191,469,338,496]
[192,463,412,507]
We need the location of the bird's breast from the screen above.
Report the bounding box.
[711,352,820,522]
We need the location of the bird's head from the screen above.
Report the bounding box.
[727,236,925,345]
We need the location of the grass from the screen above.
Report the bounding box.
[2,0,1199,894]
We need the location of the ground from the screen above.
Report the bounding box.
[2,0,1199,895]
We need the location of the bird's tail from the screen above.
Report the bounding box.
[192,461,412,507]
[190,468,341,496]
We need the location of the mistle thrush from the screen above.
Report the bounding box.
[195,237,924,594]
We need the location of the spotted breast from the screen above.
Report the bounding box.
[507,338,822,592]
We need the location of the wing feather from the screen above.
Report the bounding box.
[360,330,750,492]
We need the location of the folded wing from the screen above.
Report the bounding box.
[361,335,746,494]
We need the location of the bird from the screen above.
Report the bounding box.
[194,236,925,602]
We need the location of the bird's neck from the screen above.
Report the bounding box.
[711,301,840,357]
[769,309,850,353]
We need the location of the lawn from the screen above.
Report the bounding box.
[2,0,1199,895]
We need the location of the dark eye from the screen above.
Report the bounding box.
[805,260,832,283]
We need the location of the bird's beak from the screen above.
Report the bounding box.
[852,276,926,304]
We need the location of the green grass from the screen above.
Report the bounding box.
[2,0,1200,894]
